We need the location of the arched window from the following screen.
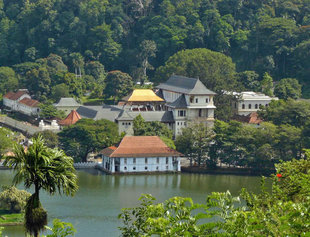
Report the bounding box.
[249,104,252,109]
[242,104,245,109]
[255,104,258,109]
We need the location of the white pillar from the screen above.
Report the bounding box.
[111,158,115,173]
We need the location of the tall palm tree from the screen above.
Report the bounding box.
[4,135,78,237]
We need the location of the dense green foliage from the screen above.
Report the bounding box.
[119,155,310,236]
[59,118,120,162]
[33,130,59,148]
[44,219,76,237]
[175,123,214,167]
[0,186,31,213]
[274,78,302,100]
[259,99,310,127]
[133,114,175,148]
[3,136,78,237]
[0,0,309,99]
[0,127,16,157]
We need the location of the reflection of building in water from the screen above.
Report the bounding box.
[100,136,182,174]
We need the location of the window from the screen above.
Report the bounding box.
[145,166,148,170]
[184,122,186,126]
[156,166,159,170]
[157,157,159,164]
[133,158,136,164]
[166,166,169,170]
[145,158,148,164]
[128,122,131,125]
[190,96,194,103]
[206,98,209,103]
[195,98,198,103]
[266,104,268,107]
[199,109,202,117]
[166,157,169,164]
[248,104,252,109]
[177,122,179,125]
[133,167,136,170]
[122,122,125,125]
[178,110,186,117]
[242,104,245,109]
[124,158,127,165]
[255,104,258,109]
[124,166,127,170]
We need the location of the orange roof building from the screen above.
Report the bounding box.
[100,136,182,173]
[59,110,81,126]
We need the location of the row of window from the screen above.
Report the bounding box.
[241,103,269,109]
[177,121,186,126]
[122,122,131,126]
[124,157,169,164]
[189,97,210,103]
[124,166,169,171]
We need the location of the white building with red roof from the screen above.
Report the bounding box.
[3,90,40,116]
[100,136,182,173]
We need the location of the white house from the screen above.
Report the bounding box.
[3,90,40,116]
[100,136,182,174]
[231,91,278,116]
[17,98,40,116]
[3,90,31,111]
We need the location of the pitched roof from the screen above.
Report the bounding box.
[76,105,123,121]
[99,146,117,156]
[117,110,133,120]
[103,136,182,158]
[59,110,81,126]
[19,98,40,107]
[116,111,174,122]
[122,89,164,102]
[167,94,188,108]
[156,75,216,95]
[233,112,263,124]
[3,90,29,100]
[54,98,81,107]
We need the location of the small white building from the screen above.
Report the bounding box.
[231,91,278,116]
[3,90,31,111]
[3,90,40,116]
[17,98,40,116]
[100,136,182,174]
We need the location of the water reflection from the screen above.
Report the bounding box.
[0,170,268,237]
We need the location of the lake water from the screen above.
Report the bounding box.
[0,169,266,237]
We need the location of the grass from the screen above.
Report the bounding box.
[0,210,24,226]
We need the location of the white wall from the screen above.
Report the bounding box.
[118,121,134,135]
[102,156,180,173]
[236,99,273,115]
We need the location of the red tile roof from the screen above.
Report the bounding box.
[19,98,40,107]
[101,136,183,158]
[59,110,81,126]
[100,146,117,156]
[3,91,28,100]
[233,112,262,124]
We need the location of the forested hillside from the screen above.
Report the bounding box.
[0,0,309,99]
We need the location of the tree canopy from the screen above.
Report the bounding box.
[59,119,120,162]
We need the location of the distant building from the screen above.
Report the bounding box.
[3,90,31,111]
[3,90,40,116]
[59,110,81,126]
[231,91,278,116]
[54,98,81,115]
[77,75,216,137]
[100,136,182,173]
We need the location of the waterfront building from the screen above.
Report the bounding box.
[231,91,278,116]
[77,75,216,136]
[3,90,40,116]
[100,136,182,173]
[54,97,81,115]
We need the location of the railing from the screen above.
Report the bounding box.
[73,162,98,169]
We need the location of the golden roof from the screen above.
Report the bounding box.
[123,89,164,102]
